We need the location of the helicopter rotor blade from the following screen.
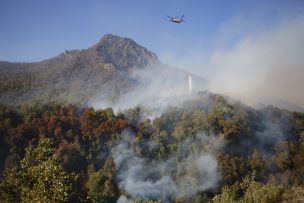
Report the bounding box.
[167,16,172,19]
[181,15,184,19]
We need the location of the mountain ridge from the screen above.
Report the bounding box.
[0,34,158,65]
[0,34,206,106]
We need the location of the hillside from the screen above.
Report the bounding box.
[0,92,303,202]
[0,34,206,106]
[1,34,302,203]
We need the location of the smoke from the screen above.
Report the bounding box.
[111,130,220,202]
[208,17,304,111]
[253,106,293,157]
[91,17,304,114]
[117,196,133,203]
[91,64,206,118]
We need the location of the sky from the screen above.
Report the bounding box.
[0,0,303,77]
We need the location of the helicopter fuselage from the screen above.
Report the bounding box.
[168,15,184,23]
[171,18,182,23]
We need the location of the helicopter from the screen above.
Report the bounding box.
[167,15,185,23]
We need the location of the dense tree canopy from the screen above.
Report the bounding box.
[0,92,303,202]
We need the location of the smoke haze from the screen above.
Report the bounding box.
[91,64,206,118]
[83,18,304,202]
[208,17,304,110]
[158,17,304,111]
[111,131,220,202]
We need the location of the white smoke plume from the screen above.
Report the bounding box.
[117,195,134,203]
[111,130,220,202]
[91,64,206,118]
[208,17,304,111]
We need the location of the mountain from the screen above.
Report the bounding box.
[1,36,303,203]
[0,34,206,106]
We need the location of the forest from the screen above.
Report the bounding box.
[0,92,303,202]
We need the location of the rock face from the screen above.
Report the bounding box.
[92,34,158,69]
[0,34,205,106]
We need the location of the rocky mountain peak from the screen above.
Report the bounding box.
[92,34,159,69]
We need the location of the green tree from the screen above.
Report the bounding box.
[86,156,119,203]
[213,173,288,203]
[0,138,87,203]
[212,186,234,203]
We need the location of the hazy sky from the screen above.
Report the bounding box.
[0,0,303,77]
